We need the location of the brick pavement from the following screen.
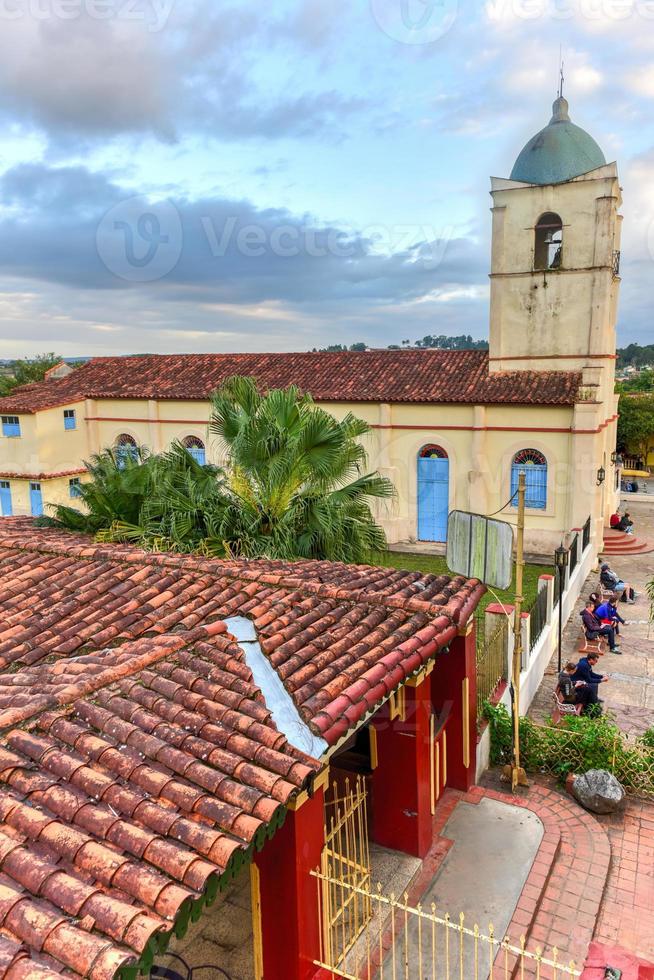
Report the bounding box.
[529,499,654,736]
[479,771,654,970]
[593,794,654,962]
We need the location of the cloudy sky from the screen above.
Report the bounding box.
[0,0,652,357]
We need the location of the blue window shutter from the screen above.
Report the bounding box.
[0,482,12,516]
[64,410,76,430]
[511,463,547,510]
[417,455,450,541]
[29,482,43,517]
[1,416,20,438]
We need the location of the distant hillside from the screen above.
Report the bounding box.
[617,343,654,369]
[313,335,489,353]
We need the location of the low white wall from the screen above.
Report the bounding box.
[475,540,596,782]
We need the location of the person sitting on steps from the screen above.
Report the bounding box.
[617,511,634,534]
[557,660,601,715]
[580,600,621,654]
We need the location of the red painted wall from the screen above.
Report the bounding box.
[370,679,433,858]
[255,787,325,980]
[431,625,477,792]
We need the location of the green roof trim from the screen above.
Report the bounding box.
[115,799,290,978]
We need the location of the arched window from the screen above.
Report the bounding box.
[511,449,547,510]
[419,444,448,460]
[115,433,138,468]
[534,213,563,271]
[182,435,206,466]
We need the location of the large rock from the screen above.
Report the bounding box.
[569,769,626,814]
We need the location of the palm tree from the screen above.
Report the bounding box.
[45,376,394,563]
[44,445,152,533]
[205,375,394,560]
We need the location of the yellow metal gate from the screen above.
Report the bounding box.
[319,777,373,969]
[313,873,581,979]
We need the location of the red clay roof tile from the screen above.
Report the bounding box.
[0,518,485,977]
[0,349,581,414]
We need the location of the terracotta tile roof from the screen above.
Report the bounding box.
[0,470,86,481]
[0,350,581,413]
[0,519,484,978]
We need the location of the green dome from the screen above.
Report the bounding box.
[510,97,606,185]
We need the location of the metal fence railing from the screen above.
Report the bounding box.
[312,871,581,979]
[491,719,654,802]
[582,515,591,552]
[528,585,549,652]
[321,778,372,969]
[475,615,509,716]
[568,533,579,578]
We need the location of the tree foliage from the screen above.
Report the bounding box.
[617,368,654,393]
[311,336,488,352]
[616,393,654,459]
[0,353,64,396]
[45,377,395,563]
[617,343,654,370]
[413,334,488,350]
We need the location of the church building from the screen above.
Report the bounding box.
[0,95,622,558]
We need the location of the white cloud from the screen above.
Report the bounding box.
[625,65,654,97]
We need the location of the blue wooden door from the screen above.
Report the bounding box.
[29,482,43,517]
[418,456,450,541]
[0,481,11,516]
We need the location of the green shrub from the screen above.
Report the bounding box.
[482,701,654,796]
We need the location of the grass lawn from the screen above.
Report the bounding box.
[373,550,554,618]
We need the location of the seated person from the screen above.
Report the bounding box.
[595,595,626,635]
[617,511,634,534]
[580,600,621,653]
[558,660,600,714]
[588,591,601,610]
[573,652,610,691]
[610,510,621,529]
[600,562,636,604]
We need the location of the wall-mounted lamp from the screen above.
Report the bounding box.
[596,466,606,486]
[610,451,623,467]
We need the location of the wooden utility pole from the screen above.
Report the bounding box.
[503,471,529,791]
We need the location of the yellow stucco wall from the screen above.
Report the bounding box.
[0,393,611,556]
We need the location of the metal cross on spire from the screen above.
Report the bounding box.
[558,47,565,99]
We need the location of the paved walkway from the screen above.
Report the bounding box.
[594,792,654,961]
[478,772,654,968]
[529,499,654,736]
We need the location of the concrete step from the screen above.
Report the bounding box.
[602,530,654,555]
[602,541,654,555]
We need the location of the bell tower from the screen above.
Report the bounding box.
[488,95,622,410]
